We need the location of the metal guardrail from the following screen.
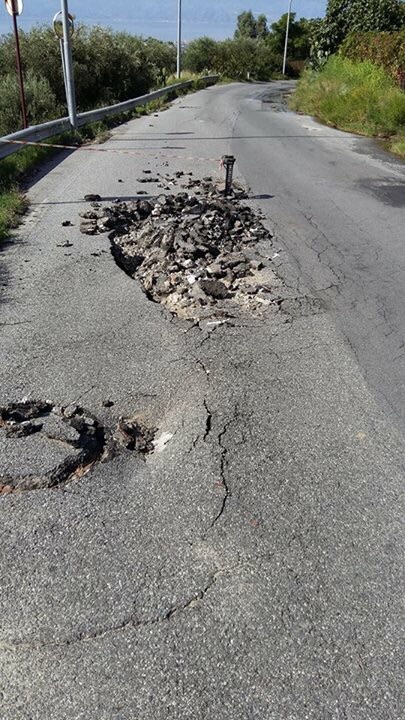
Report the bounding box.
[0,75,219,161]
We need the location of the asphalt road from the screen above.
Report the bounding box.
[233,82,405,434]
[0,82,404,719]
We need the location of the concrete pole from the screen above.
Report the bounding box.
[61,0,77,128]
[176,0,182,78]
[282,0,293,76]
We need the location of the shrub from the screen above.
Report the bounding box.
[0,25,177,118]
[291,55,405,138]
[0,70,60,135]
[183,37,218,74]
[212,38,280,80]
[311,0,405,62]
[340,30,405,83]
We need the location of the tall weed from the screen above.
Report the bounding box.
[291,56,405,154]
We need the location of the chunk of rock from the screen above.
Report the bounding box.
[206,262,224,277]
[80,221,98,235]
[200,279,229,299]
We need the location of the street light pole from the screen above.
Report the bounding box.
[60,0,77,128]
[282,0,293,76]
[176,0,182,78]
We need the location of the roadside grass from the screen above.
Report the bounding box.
[0,189,27,242]
[290,56,405,158]
[0,74,219,244]
[0,140,63,242]
[389,139,405,158]
[0,134,78,243]
[165,71,208,86]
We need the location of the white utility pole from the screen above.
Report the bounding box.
[177,0,182,78]
[282,0,293,76]
[61,0,77,128]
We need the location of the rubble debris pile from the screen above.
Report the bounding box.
[79,181,278,319]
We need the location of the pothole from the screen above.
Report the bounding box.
[0,401,159,494]
[115,416,156,454]
[79,179,283,320]
[0,401,107,493]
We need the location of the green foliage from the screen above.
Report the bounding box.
[252,43,283,80]
[340,30,405,82]
[230,10,313,75]
[291,55,405,156]
[234,10,269,41]
[234,10,258,39]
[197,8,312,80]
[312,0,405,63]
[268,13,314,59]
[0,70,60,135]
[211,38,281,80]
[214,38,256,77]
[183,34,295,81]
[68,26,153,110]
[0,25,179,134]
[143,38,177,87]
[0,190,27,242]
[183,38,218,74]
[390,138,405,156]
[256,15,269,40]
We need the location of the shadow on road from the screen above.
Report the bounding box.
[30,195,158,206]
[0,239,12,305]
[22,148,75,191]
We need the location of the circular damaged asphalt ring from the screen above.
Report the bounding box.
[0,400,106,493]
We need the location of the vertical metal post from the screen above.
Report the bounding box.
[223,156,236,196]
[59,38,68,96]
[11,0,28,129]
[176,0,182,79]
[60,0,77,128]
[282,0,293,76]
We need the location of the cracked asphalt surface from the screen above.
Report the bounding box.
[0,82,404,719]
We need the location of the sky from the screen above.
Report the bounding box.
[0,1,327,40]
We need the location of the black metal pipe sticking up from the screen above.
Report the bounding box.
[223,155,236,195]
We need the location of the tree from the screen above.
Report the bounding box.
[254,41,282,79]
[268,13,314,59]
[312,0,405,62]
[183,37,217,74]
[257,14,269,40]
[0,70,60,135]
[234,10,258,39]
[144,38,176,85]
[214,38,257,77]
